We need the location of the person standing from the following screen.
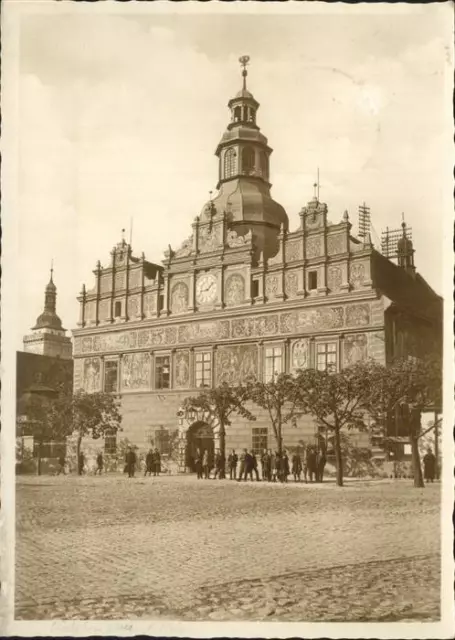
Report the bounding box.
[77,451,85,476]
[243,449,254,481]
[281,450,290,483]
[262,449,271,482]
[307,447,317,483]
[228,449,238,480]
[202,449,210,479]
[145,449,154,477]
[291,450,302,482]
[56,454,66,476]
[316,449,327,483]
[195,448,203,479]
[238,449,247,482]
[423,448,436,483]
[95,452,104,475]
[125,446,136,478]
[301,445,308,483]
[153,448,161,477]
[251,452,260,481]
[273,451,280,482]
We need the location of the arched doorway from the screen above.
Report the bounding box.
[186,421,214,472]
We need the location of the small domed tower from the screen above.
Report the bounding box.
[397,220,416,275]
[23,266,72,359]
[200,56,288,260]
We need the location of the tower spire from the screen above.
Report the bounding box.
[239,55,250,91]
[50,259,54,283]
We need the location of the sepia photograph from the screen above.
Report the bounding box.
[1,1,453,637]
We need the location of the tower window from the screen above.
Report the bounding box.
[242,147,255,174]
[224,148,236,179]
[114,301,122,317]
[233,106,241,122]
[308,271,318,291]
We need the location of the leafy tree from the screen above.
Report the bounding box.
[247,373,301,458]
[296,362,380,487]
[55,390,123,464]
[182,383,255,478]
[20,393,59,476]
[366,356,442,488]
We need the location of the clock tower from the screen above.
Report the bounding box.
[200,56,288,260]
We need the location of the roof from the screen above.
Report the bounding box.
[371,250,442,322]
[32,310,64,331]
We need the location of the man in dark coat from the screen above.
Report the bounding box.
[213,451,225,479]
[261,449,272,482]
[307,447,317,482]
[228,449,238,480]
[316,450,327,482]
[144,449,154,477]
[95,452,104,476]
[281,450,290,483]
[291,450,302,482]
[243,450,254,481]
[423,448,436,482]
[273,451,280,482]
[153,448,161,476]
[125,447,137,478]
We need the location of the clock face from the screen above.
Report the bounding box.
[196,273,217,304]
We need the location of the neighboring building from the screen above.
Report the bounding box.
[72,61,442,472]
[17,272,73,472]
[23,268,72,360]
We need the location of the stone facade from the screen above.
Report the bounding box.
[71,65,442,469]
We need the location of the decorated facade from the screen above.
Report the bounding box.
[72,59,442,471]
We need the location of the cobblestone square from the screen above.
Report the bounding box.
[15,475,441,621]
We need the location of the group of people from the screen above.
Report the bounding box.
[194,445,327,483]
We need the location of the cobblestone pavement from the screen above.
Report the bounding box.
[15,475,441,621]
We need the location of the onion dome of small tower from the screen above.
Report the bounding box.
[201,55,288,259]
[32,265,64,331]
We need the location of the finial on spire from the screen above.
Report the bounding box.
[239,55,250,91]
[313,168,321,201]
[50,258,54,282]
[121,228,126,243]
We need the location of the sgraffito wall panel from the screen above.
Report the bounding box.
[343,333,368,366]
[170,281,189,313]
[265,274,280,299]
[174,350,190,388]
[306,235,323,259]
[83,357,101,393]
[327,234,345,256]
[128,295,140,319]
[350,262,366,289]
[129,269,142,290]
[73,302,375,355]
[224,273,245,306]
[291,338,310,372]
[99,299,110,321]
[285,240,302,263]
[284,270,299,298]
[121,352,151,390]
[144,292,157,318]
[327,266,342,292]
[73,358,84,391]
[100,274,112,294]
[215,344,258,385]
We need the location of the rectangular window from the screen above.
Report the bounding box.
[316,342,337,373]
[104,431,117,455]
[155,355,170,389]
[104,360,119,392]
[264,346,283,382]
[251,280,259,298]
[252,428,268,456]
[308,271,318,290]
[155,428,170,456]
[158,294,165,313]
[195,351,212,388]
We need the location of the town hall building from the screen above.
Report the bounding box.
[72,59,442,471]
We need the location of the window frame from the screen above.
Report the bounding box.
[114,300,122,318]
[315,341,338,373]
[104,430,117,455]
[104,358,119,393]
[195,350,212,389]
[264,344,284,382]
[308,270,318,291]
[252,427,268,456]
[155,354,171,390]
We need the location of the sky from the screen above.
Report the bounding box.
[9,3,453,349]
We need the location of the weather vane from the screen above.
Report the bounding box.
[239,55,250,90]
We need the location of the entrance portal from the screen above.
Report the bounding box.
[186,421,214,472]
